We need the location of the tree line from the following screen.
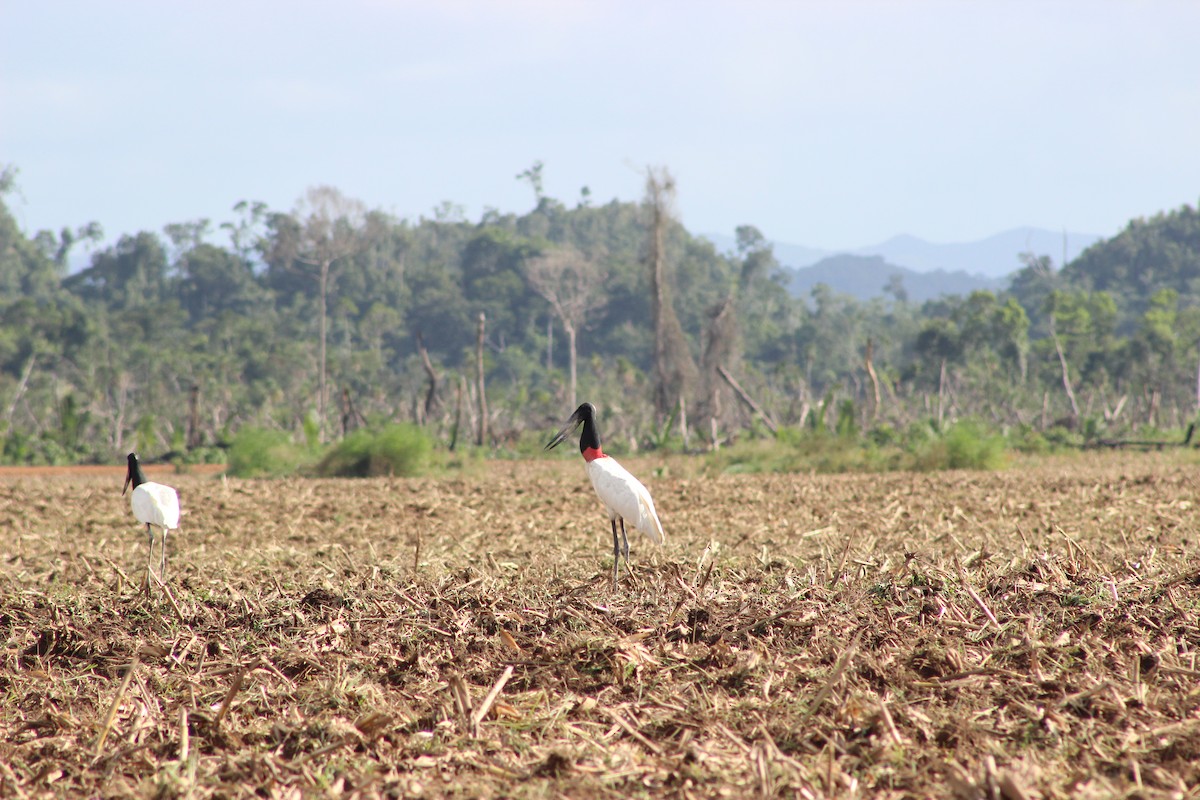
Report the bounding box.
[2,161,1199,464]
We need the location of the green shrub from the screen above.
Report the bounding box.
[915,420,1006,471]
[316,424,431,477]
[228,428,312,477]
[711,417,1008,475]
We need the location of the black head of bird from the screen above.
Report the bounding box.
[545,402,601,455]
[123,452,146,496]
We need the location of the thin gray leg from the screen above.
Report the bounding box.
[611,518,621,589]
[161,527,168,581]
[619,518,630,579]
[145,524,155,590]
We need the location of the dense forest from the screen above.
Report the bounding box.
[2,161,1200,466]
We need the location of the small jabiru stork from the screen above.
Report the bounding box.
[122,453,181,589]
[546,402,664,588]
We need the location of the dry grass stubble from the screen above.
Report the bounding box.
[1,454,1200,798]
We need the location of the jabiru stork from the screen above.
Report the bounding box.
[122,452,181,589]
[545,402,664,587]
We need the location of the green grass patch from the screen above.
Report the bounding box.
[227,427,315,477]
[710,418,1008,475]
[315,424,432,477]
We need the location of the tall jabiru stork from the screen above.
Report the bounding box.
[545,402,664,588]
[122,453,181,589]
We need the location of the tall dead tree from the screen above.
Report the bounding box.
[476,312,489,446]
[289,186,368,441]
[186,384,201,449]
[524,245,607,409]
[643,167,698,424]
[415,331,441,424]
[1048,315,1081,422]
[701,296,738,448]
[340,387,366,437]
[864,338,882,422]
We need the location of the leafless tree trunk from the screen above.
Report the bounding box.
[564,322,578,409]
[317,258,331,433]
[702,296,737,442]
[718,365,778,434]
[186,384,201,449]
[937,359,947,428]
[340,387,365,437]
[643,166,697,424]
[450,375,465,451]
[476,312,489,446]
[416,332,440,423]
[5,355,36,426]
[283,186,370,442]
[524,245,606,410]
[1104,394,1128,424]
[864,338,882,423]
[1195,346,1200,414]
[1049,319,1081,420]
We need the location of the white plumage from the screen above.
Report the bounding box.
[123,452,180,588]
[546,402,665,587]
[585,457,664,545]
[131,481,181,532]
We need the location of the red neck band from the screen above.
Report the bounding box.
[582,446,606,462]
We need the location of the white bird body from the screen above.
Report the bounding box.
[131,481,181,531]
[585,456,664,545]
[546,402,665,587]
[123,452,180,589]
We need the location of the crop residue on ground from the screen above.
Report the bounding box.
[1,454,1199,798]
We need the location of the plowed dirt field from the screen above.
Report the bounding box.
[2,453,1199,798]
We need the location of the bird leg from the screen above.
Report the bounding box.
[619,518,630,578]
[161,527,168,582]
[144,523,155,592]
[609,515,619,592]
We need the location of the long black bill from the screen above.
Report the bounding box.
[545,414,582,450]
[122,470,132,496]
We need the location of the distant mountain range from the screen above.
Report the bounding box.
[785,254,1007,304]
[704,226,1105,302]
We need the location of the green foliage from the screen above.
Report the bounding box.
[315,424,432,477]
[913,420,1007,471]
[1,427,72,465]
[3,162,1200,466]
[648,401,682,452]
[227,428,313,477]
[712,419,1007,475]
[835,400,858,438]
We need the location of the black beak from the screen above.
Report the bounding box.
[545,414,582,450]
[122,470,131,496]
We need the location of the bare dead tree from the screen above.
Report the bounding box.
[415,331,441,424]
[524,245,608,409]
[476,312,489,446]
[1195,346,1200,415]
[340,387,366,437]
[864,338,882,423]
[643,166,698,423]
[4,354,36,427]
[937,359,947,428]
[718,366,778,434]
[701,296,738,448]
[1048,317,1081,421]
[291,186,368,441]
[186,384,201,449]
[450,375,466,452]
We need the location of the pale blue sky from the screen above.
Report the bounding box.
[2,1,1198,254]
